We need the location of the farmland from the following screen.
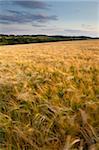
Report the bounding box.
[0,40,99,150]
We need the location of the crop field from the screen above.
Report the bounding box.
[0,40,99,150]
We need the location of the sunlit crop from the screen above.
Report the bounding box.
[0,40,99,150]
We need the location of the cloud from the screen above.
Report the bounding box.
[14,1,49,9]
[64,29,99,36]
[32,24,46,27]
[81,24,96,30]
[64,29,86,33]
[0,21,11,24]
[35,14,58,23]
[0,10,58,24]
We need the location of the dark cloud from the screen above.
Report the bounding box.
[7,10,22,14]
[32,24,46,27]
[35,14,57,23]
[0,1,57,26]
[0,10,58,24]
[0,1,12,6]
[14,1,49,9]
[0,21,11,24]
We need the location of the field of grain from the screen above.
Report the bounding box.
[0,40,99,150]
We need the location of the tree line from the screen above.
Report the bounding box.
[0,34,96,45]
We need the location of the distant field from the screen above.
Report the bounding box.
[0,40,99,150]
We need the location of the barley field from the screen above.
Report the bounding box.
[0,40,99,150]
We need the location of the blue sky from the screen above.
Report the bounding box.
[0,0,99,36]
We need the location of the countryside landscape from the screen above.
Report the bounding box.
[0,0,99,150]
[0,39,99,150]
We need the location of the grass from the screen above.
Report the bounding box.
[0,40,99,150]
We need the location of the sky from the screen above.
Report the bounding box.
[0,0,99,37]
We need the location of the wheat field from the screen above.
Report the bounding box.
[0,40,99,150]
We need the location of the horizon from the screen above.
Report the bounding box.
[0,33,99,38]
[0,0,99,37]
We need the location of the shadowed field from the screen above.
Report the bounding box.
[0,40,99,150]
